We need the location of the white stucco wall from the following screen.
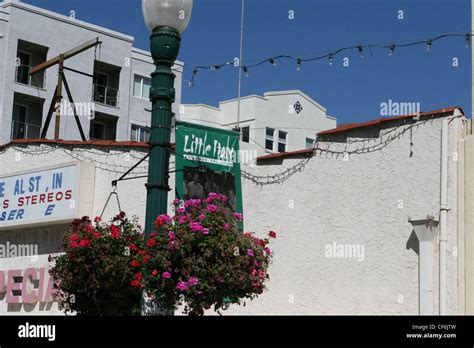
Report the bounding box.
[0,111,466,315]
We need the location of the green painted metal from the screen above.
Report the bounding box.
[144,26,181,239]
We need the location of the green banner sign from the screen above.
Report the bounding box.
[175,121,243,215]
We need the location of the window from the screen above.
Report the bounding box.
[265,128,274,151]
[92,122,106,140]
[306,137,315,148]
[241,126,250,143]
[278,131,287,153]
[133,75,152,99]
[131,124,151,142]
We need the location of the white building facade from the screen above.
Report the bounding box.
[1,106,473,315]
[181,90,337,157]
[0,0,183,144]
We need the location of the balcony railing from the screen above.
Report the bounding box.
[15,64,46,89]
[11,120,41,140]
[93,84,120,107]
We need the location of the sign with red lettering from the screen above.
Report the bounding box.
[0,163,91,230]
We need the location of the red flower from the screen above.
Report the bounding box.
[131,280,140,288]
[152,269,158,276]
[93,232,101,239]
[131,260,141,268]
[69,234,80,242]
[143,255,151,263]
[129,243,139,251]
[85,225,94,234]
[94,216,102,223]
[69,241,79,249]
[110,225,120,238]
[147,238,157,248]
[259,239,266,247]
[79,239,90,247]
[268,231,277,238]
[135,272,143,281]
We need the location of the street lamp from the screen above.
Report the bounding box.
[142,0,193,239]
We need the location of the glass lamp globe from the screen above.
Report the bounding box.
[142,0,193,33]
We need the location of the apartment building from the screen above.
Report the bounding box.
[181,90,337,157]
[0,0,183,144]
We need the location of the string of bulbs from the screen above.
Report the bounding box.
[187,32,472,87]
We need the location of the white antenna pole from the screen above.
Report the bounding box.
[236,0,245,130]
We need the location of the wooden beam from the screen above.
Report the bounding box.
[29,37,101,76]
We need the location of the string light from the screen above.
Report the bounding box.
[426,39,432,52]
[389,44,395,56]
[187,32,471,86]
[296,58,302,71]
[243,66,249,77]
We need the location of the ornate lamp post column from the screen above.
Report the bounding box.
[142,0,193,239]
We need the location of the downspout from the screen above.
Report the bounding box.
[439,118,449,315]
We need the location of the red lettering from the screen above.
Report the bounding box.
[2,199,9,209]
[47,193,54,203]
[56,192,63,201]
[18,197,24,207]
[65,190,72,200]
[31,195,37,205]
[39,194,46,204]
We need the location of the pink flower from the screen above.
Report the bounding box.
[178,215,188,225]
[189,222,203,232]
[207,204,218,213]
[187,277,199,286]
[168,232,176,240]
[223,223,230,231]
[172,199,180,205]
[94,216,102,223]
[176,281,188,291]
[199,214,206,221]
[152,270,158,276]
[247,249,254,257]
[162,272,172,279]
[176,207,186,214]
[264,247,271,255]
[233,212,244,221]
[202,228,209,235]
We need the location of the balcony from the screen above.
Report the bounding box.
[15,64,47,89]
[11,120,41,140]
[93,83,120,107]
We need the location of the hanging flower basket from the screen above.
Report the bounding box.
[132,193,275,316]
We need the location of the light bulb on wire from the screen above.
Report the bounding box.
[296,58,302,71]
[328,53,334,65]
[358,46,364,59]
[269,58,277,66]
[426,39,432,52]
[466,33,471,48]
[389,44,395,56]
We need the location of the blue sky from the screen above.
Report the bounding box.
[24,0,471,124]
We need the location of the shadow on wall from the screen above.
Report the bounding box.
[406,230,420,255]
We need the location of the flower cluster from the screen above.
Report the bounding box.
[132,193,274,315]
[49,214,144,316]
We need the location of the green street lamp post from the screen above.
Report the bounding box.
[142,0,193,239]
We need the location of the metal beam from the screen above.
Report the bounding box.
[29,37,101,76]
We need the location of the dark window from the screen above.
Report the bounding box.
[278,131,287,153]
[265,128,274,150]
[241,126,250,143]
